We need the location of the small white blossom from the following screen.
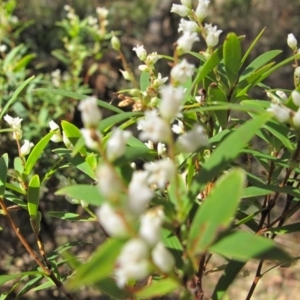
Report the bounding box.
[287,33,297,50]
[133,45,147,61]
[146,52,161,65]
[176,32,200,54]
[157,143,167,156]
[267,90,288,104]
[4,114,23,140]
[205,23,223,48]
[49,120,63,142]
[115,238,150,287]
[106,128,131,161]
[159,85,185,121]
[195,0,210,20]
[138,64,150,72]
[78,96,102,128]
[144,159,176,189]
[292,90,300,106]
[96,163,123,200]
[178,19,199,33]
[119,69,133,81]
[172,120,185,134]
[96,203,128,237]
[151,242,175,273]
[0,44,7,52]
[267,103,291,123]
[171,59,195,84]
[275,90,288,102]
[20,140,34,157]
[96,7,109,18]
[170,4,190,17]
[139,208,165,246]
[153,73,168,88]
[128,171,154,215]
[145,140,154,149]
[176,125,208,153]
[138,110,171,143]
[81,128,101,150]
[63,4,71,11]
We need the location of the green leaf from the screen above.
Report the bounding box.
[0,154,8,196]
[13,53,36,71]
[67,239,124,289]
[223,32,241,87]
[27,175,40,219]
[61,120,86,156]
[207,84,228,128]
[0,271,42,286]
[94,278,132,299]
[209,231,292,262]
[23,131,55,176]
[135,278,180,298]
[140,71,150,91]
[0,76,35,119]
[47,211,84,220]
[266,222,300,235]
[188,168,245,255]
[190,113,272,198]
[211,260,245,300]
[56,185,104,206]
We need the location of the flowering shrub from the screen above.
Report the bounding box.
[1,0,300,299]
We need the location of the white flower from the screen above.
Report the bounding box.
[295,66,300,78]
[0,44,7,52]
[172,120,185,134]
[106,128,132,161]
[159,85,185,121]
[78,96,102,128]
[96,203,128,237]
[171,59,195,84]
[157,143,167,156]
[170,4,190,17]
[287,33,297,50]
[139,208,164,246]
[151,242,175,273]
[293,108,300,128]
[144,159,176,189]
[145,140,154,149]
[81,128,101,150]
[275,90,288,102]
[292,90,300,106]
[195,0,210,20]
[267,90,288,104]
[49,120,63,142]
[63,4,71,11]
[96,163,123,200]
[138,110,171,143]
[146,52,161,65]
[128,171,154,215]
[176,32,200,54]
[176,125,208,153]
[153,73,168,88]
[96,7,109,18]
[205,23,223,48]
[119,69,133,81]
[178,19,199,33]
[133,45,147,61]
[20,140,34,157]
[138,64,149,72]
[115,238,150,287]
[4,114,23,140]
[267,103,291,123]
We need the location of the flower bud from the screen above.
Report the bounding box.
[292,90,300,106]
[295,66,300,78]
[111,35,121,51]
[133,45,147,61]
[287,33,297,50]
[170,4,190,17]
[20,140,34,157]
[151,242,175,273]
[78,96,102,128]
[49,120,63,142]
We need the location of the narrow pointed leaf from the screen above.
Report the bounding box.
[27,175,40,219]
[0,154,8,196]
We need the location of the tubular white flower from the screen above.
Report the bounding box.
[81,128,101,150]
[171,59,195,85]
[133,45,147,61]
[159,85,185,121]
[4,114,23,140]
[96,203,128,237]
[292,90,300,106]
[139,208,165,246]
[96,7,109,18]
[275,90,288,102]
[49,120,63,142]
[176,32,200,54]
[170,4,190,17]
[153,73,168,88]
[157,143,167,156]
[119,69,133,81]
[195,0,210,21]
[172,120,185,134]
[205,23,223,48]
[96,163,123,200]
[176,124,208,153]
[146,52,161,65]
[267,103,291,123]
[20,140,34,157]
[151,242,175,273]
[178,19,199,33]
[115,238,150,287]
[137,110,172,143]
[78,96,102,128]
[144,159,176,189]
[287,33,297,50]
[106,128,132,161]
[128,171,154,215]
